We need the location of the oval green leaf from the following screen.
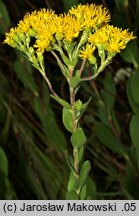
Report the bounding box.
[66,191,79,200]
[80,184,87,200]
[67,171,76,191]
[71,127,87,148]
[77,160,91,190]
[0,0,11,33]
[62,107,73,132]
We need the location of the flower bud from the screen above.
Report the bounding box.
[18,33,26,42]
[55,32,63,41]
[46,45,52,51]
[26,34,30,45]
[7,39,18,48]
[36,51,44,63]
[31,56,39,66]
[29,47,35,56]
[19,45,26,52]
[75,100,83,111]
[88,56,96,65]
[28,28,36,37]
[80,29,89,45]
[13,34,20,43]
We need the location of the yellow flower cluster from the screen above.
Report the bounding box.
[4,3,135,62]
[88,25,136,53]
[4,27,19,47]
[4,4,110,53]
[4,9,56,52]
[69,4,110,29]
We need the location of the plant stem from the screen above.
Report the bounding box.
[70,87,77,132]
[68,68,81,196]
[51,50,67,75]
[43,73,59,97]
[81,72,99,81]
[69,69,77,132]
[39,67,59,97]
[79,58,86,76]
[81,56,112,81]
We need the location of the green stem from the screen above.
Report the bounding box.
[81,72,99,81]
[81,55,113,82]
[39,67,59,97]
[68,69,81,197]
[73,30,88,60]
[73,148,79,177]
[79,58,86,76]
[70,88,77,132]
[69,68,77,132]
[51,50,68,78]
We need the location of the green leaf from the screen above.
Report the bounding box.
[50,95,70,108]
[111,110,121,136]
[78,97,92,120]
[130,115,139,169]
[114,0,128,17]
[101,72,116,119]
[33,98,67,151]
[86,176,97,199]
[0,0,11,33]
[94,122,127,156]
[131,69,139,104]
[80,184,87,200]
[135,0,139,30]
[0,172,16,199]
[60,52,72,67]
[82,97,92,110]
[0,147,8,177]
[122,163,139,199]
[14,56,38,96]
[77,160,91,190]
[127,78,139,119]
[62,107,73,132]
[120,40,139,68]
[78,146,84,163]
[70,75,81,88]
[98,72,116,125]
[71,127,87,148]
[65,151,75,172]
[0,110,11,144]
[67,171,76,191]
[66,191,79,200]
[27,143,64,199]
[98,99,109,125]
[18,144,48,199]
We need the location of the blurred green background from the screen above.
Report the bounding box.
[0,0,139,200]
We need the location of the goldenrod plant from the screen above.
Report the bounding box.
[4,3,135,200]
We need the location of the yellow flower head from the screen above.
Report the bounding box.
[88,25,136,53]
[69,4,110,29]
[79,44,96,59]
[62,14,82,41]
[18,9,56,34]
[4,27,19,47]
[48,14,82,41]
[34,30,53,53]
